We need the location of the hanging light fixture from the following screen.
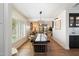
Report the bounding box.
[39,11,42,25]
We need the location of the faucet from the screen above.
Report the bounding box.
[72,28,76,34]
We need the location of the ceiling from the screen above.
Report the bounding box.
[13,3,75,19]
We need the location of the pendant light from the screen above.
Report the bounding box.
[39,11,42,25]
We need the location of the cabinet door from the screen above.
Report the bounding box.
[76,16,79,27]
[69,13,79,27]
[70,36,79,48]
[75,36,79,48]
[69,36,75,48]
[69,16,75,27]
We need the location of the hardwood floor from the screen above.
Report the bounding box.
[16,37,79,56]
[16,41,34,56]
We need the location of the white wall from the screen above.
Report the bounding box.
[3,3,12,56]
[12,7,28,23]
[0,3,12,56]
[12,6,30,29]
[53,11,69,49]
[0,3,4,56]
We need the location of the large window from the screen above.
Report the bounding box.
[12,19,27,43]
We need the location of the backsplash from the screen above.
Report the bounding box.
[69,28,79,35]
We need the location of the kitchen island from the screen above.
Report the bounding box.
[31,33,50,55]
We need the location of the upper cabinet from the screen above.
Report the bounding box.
[76,16,79,26]
[69,13,79,27]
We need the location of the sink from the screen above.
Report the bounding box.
[72,32,76,34]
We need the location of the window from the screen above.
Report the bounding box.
[12,19,27,43]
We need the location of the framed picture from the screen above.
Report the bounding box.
[55,20,61,30]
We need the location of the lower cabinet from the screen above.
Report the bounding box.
[69,35,79,48]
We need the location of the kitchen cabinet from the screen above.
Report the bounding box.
[69,13,79,27]
[69,35,79,48]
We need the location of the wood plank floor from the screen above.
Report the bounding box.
[16,37,79,56]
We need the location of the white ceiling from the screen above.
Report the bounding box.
[13,3,75,19]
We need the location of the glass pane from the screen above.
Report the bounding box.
[76,16,79,26]
[70,24,73,26]
[70,20,74,23]
[76,21,79,23]
[76,16,79,20]
[12,19,17,43]
[70,17,74,20]
[70,20,74,26]
[76,24,79,26]
[11,19,27,43]
[70,16,74,26]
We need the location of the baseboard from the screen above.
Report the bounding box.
[17,39,29,50]
[12,36,28,49]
